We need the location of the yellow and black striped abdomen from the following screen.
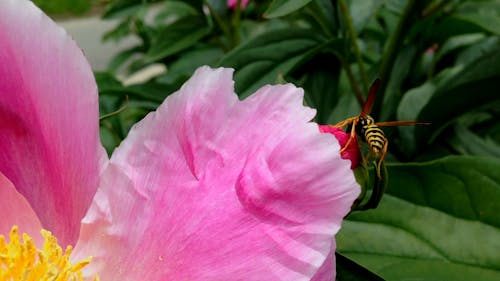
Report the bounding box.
[364,125,386,154]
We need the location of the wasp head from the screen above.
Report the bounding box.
[359,115,375,126]
[355,115,375,139]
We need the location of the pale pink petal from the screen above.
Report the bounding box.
[311,245,336,281]
[0,0,106,246]
[0,171,43,244]
[75,67,359,280]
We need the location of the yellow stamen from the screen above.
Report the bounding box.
[0,226,98,281]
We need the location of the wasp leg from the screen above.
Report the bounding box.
[333,117,358,128]
[375,140,388,180]
[336,118,358,153]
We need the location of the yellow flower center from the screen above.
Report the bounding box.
[0,226,97,281]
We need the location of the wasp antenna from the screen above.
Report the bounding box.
[375,120,431,127]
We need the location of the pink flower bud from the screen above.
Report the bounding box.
[319,125,362,169]
[227,0,250,10]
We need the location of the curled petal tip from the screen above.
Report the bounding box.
[319,125,362,169]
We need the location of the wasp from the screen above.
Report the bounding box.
[334,79,429,180]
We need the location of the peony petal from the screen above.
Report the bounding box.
[0,0,106,246]
[311,245,336,281]
[0,171,43,244]
[75,67,359,280]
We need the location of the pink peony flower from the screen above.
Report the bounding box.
[319,125,362,169]
[227,0,250,10]
[0,0,360,280]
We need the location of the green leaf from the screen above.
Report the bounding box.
[96,71,172,104]
[349,0,384,33]
[453,1,500,35]
[239,19,291,43]
[338,156,500,280]
[433,16,493,41]
[95,71,123,91]
[107,46,143,73]
[153,1,199,26]
[100,126,118,156]
[435,33,486,63]
[264,0,313,19]
[448,124,500,157]
[456,36,500,66]
[126,81,175,104]
[158,47,224,84]
[218,29,327,97]
[306,0,337,36]
[103,0,149,19]
[380,45,418,121]
[418,43,500,131]
[144,16,210,63]
[395,77,439,155]
[34,0,91,14]
[103,20,133,43]
[384,0,407,14]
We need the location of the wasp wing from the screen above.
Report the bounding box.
[360,78,381,116]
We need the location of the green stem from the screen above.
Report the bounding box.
[372,0,422,118]
[231,0,242,48]
[338,0,369,97]
[204,0,232,49]
[340,58,365,106]
[99,96,129,121]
